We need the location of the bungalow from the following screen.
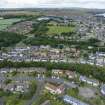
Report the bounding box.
[101,84,105,95]
[63,95,89,105]
[45,82,65,94]
[79,76,99,86]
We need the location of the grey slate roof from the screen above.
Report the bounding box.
[63,95,89,105]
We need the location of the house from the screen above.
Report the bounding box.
[45,82,65,94]
[79,76,99,86]
[101,84,105,95]
[65,70,76,79]
[63,95,89,105]
[5,82,29,93]
[0,68,10,73]
[52,69,64,76]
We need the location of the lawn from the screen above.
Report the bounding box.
[0,18,22,30]
[5,95,26,105]
[47,26,75,35]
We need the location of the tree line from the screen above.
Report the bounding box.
[0,31,26,49]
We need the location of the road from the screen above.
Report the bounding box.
[26,80,45,105]
[0,98,4,105]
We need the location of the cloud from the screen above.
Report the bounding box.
[0,0,105,9]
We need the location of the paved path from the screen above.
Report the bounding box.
[0,98,4,105]
[26,80,45,105]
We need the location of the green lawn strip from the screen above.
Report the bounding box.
[47,26,75,35]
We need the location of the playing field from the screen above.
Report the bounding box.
[47,26,75,35]
[0,18,22,30]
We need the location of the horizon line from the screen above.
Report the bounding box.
[0,7,105,10]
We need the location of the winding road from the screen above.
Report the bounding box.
[26,80,45,105]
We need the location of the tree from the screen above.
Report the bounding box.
[4,79,12,85]
[67,88,79,98]
[11,71,18,76]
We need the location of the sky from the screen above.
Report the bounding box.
[0,0,105,9]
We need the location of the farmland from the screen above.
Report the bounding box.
[0,18,23,30]
[47,25,75,35]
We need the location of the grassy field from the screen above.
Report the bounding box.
[47,26,75,35]
[0,18,22,30]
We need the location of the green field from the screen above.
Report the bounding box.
[47,26,75,35]
[0,18,22,30]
